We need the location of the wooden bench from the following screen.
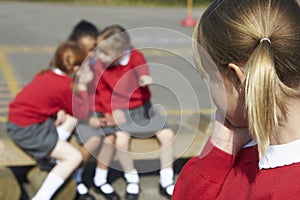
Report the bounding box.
[1,113,212,166]
[0,113,212,199]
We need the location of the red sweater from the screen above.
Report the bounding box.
[90,49,151,113]
[8,70,89,126]
[173,140,300,200]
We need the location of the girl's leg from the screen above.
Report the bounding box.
[93,135,115,191]
[155,128,174,169]
[81,136,102,163]
[155,128,175,197]
[56,115,78,141]
[115,131,134,171]
[74,136,101,198]
[92,135,120,199]
[32,139,82,200]
[115,131,140,197]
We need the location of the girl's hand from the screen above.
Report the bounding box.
[88,116,107,128]
[76,63,94,90]
[138,75,153,87]
[104,113,116,127]
[55,110,67,126]
[211,109,251,155]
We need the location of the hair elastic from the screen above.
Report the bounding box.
[260,38,271,44]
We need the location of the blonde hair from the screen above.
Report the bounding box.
[193,0,300,157]
[98,24,132,54]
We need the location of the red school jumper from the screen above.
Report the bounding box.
[90,49,151,114]
[8,69,89,126]
[173,139,300,200]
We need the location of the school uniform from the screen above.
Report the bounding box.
[173,139,300,200]
[90,49,169,137]
[7,68,89,160]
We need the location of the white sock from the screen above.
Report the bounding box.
[73,168,84,184]
[93,168,114,193]
[124,169,139,183]
[32,172,64,200]
[76,183,88,195]
[93,167,108,187]
[159,168,174,188]
[57,127,71,141]
[124,169,139,194]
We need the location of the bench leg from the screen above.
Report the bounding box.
[0,167,21,200]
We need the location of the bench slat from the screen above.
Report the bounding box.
[1,119,212,166]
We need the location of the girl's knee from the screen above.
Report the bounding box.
[65,114,78,123]
[104,134,116,144]
[157,129,175,145]
[69,148,83,166]
[115,133,130,149]
[115,139,128,149]
[87,136,102,145]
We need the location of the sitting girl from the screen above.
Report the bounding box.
[7,41,93,200]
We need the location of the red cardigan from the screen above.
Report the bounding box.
[89,49,151,113]
[8,70,89,126]
[173,140,300,200]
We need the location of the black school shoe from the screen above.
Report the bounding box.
[159,183,174,199]
[125,182,140,200]
[94,183,120,200]
[75,192,95,200]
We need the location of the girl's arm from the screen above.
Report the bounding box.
[65,66,93,120]
[72,90,90,120]
[132,50,152,86]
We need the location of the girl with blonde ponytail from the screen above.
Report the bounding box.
[173,0,300,199]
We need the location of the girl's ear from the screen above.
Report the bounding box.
[228,63,245,83]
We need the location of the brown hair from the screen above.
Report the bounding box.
[194,0,300,156]
[52,41,88,75]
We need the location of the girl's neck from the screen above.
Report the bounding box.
[271,98,300,145]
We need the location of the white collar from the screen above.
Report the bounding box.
[242,139,300,169]
[119,50,131,66]
[259,139,300,169]
[243,140,257,148]
[53,68,66,76]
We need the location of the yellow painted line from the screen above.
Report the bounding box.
[0,45,56,54]
[0,51,20,97]
[0,116,6,122]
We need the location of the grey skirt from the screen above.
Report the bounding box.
[118,101,171,138]
[7,119,58,160]
[75,122,118,145]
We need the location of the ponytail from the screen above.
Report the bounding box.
[245,41,283,157]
